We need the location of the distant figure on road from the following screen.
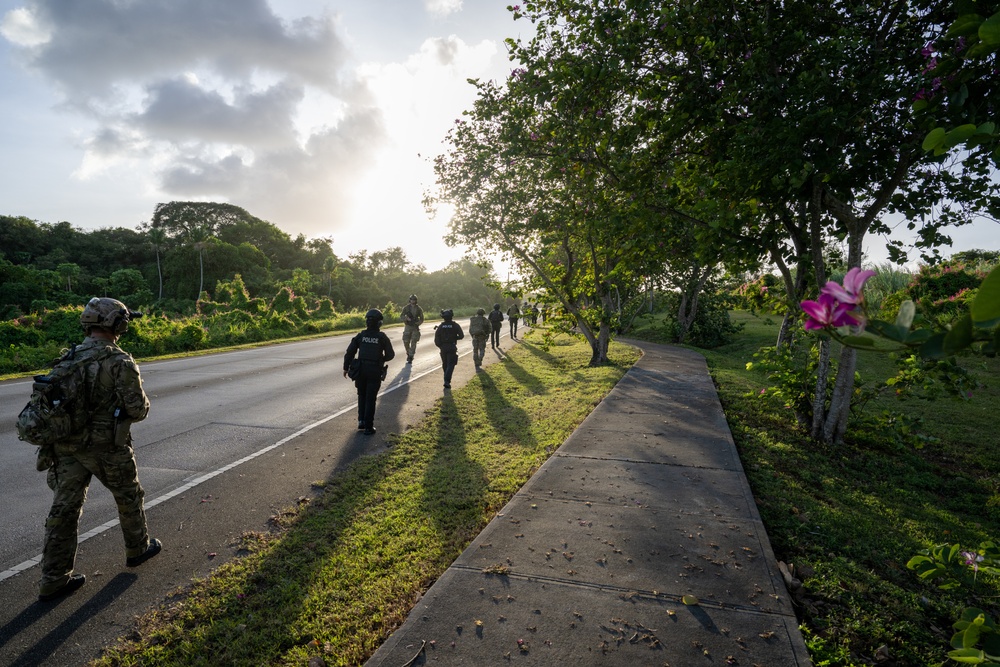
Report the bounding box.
[507,303,521,339]
[344,308,395,435]
[488,303,504,349]
[399,294,423,363]
[37,297,161,602]
[468,307,490,369]
[434,309,464,389]
[531,303,540,325]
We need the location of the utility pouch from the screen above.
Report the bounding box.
[113,407,132,448]
[380,364,388,381]
[347,359,361,380]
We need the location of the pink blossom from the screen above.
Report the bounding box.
[801,293,860,330]
[820,267,875,306]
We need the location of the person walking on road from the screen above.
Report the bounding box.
[36,297,161,602]
[399,294,423,363]
[434,309,464,389]
[488,303,504,349]
[507,303,521,339]
[344,309,395,435]
[468,308,490,369]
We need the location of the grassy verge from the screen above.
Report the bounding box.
[633,310,1000,666]
[93,331,639,667]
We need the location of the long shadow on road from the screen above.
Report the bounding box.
[1,573,137,667]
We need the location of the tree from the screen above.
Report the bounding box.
[57,263,81,292]
[145,224,168,301]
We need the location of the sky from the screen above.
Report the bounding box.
[0,0,996,276]
[0,0,526,272]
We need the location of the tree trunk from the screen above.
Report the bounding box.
[156,250,163,301]
[810,338,831,437]
[821,229,865,444]
[674,264,713,344]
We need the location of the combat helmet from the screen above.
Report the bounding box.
[493,303,501,310]
[80,297,141,334]
[365,308,384,327]
[440,309,454,320]
[477,307,486,315]
[408,294,418,302]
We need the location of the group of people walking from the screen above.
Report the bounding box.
[342,295,537,435]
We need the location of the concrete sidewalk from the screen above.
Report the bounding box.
[366,340,812,666]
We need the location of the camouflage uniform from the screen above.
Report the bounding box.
[400,297,424,362]
[507,304,521,339]
[39,321,152,597]
[468,310,490,368]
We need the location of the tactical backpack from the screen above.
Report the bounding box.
[16,345,104,447]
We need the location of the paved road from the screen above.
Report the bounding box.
[0,321,506,666]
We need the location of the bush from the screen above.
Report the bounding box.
[659,290,744,349]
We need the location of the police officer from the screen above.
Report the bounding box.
[434,309,464,389]
[507,302,521,339]
[399,294,424,363]
[38,297,160,602]
[488,303,504,349]
[344,309,395,434]
[468,307,490,369]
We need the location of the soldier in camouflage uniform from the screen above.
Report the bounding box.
[400,294,424,363]
[37,297,161,601]
[468,308,490,369]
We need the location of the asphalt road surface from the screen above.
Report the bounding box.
[0,322,506,666]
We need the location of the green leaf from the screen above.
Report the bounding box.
[980,11,1000,45]
[895,300,915,331]
[944,124,979,149]
[904,328,934,345]
[949,14,985,39]
[972,266,1000,323]
[947,648,986,663]
[944,313,974,355]
[682,594,699,605]
[920,332,948,360]
[923,127,947,151]
[977,121,997,136]
[842,335,876,347]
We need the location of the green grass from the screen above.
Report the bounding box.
[633,310,1000,666]
[93,331,639,667]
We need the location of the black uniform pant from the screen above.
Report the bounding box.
[509,317,518,338]
[490,325,501,348]
[355,364,383,428]
[440,347,458,386]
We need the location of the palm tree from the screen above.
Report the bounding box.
[148,225,167,301]
[323,255,337,297]
[187,225,211,300]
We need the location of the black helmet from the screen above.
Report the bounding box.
[408,294,418,302]
[81,297,141,334]
[365,308,384,327]
[477,307,486,316]
[441,309,454,320]
[493,303,501,310]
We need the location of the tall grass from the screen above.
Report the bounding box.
[864,262,913,318]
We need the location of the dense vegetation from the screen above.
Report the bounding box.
[0,209,502,321]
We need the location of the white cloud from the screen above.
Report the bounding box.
[425,0,463,17]
[0,6,50,46]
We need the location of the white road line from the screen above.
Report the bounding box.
[0,347,480,583]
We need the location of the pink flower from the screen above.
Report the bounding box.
[801,293,860,330]
[820,267,876,306]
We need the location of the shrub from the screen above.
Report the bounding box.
[658,290,744,349]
